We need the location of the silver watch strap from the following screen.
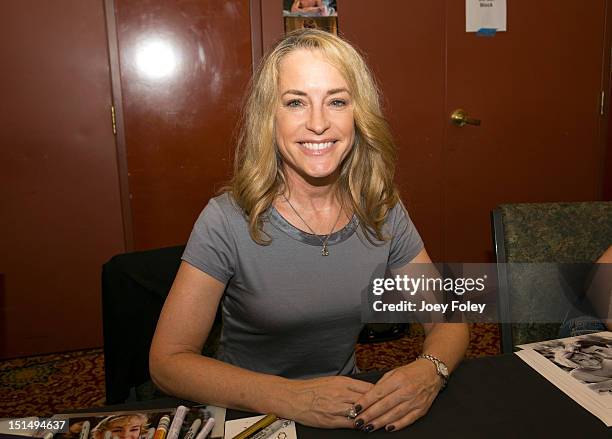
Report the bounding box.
[417,354,449,389]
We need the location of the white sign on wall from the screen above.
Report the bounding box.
[466,0,507,32]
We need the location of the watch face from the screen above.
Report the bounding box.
[438,363,449,377]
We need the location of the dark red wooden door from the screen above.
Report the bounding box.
[340,0,609,262]
[0,1,125,358]
[111,0,253,250]
[444,0,608,261]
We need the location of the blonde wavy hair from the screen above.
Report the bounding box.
[229,29,400,244]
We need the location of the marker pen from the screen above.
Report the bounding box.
[249,419,290,439]
[79,421,90,439]
[167,406,189,439]
[193,418,214,439]
[231,415,277,439]
[182,418,201,439]
[41,422,63,439]
[153,415,171,439]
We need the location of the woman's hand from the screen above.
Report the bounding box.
[351,359,442,432]
[285,376,374,429]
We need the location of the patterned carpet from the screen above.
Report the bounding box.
[0,324,499,418]
[1,349,106,418]
[355,323,500,371]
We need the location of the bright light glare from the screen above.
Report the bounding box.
[135,39,177,79]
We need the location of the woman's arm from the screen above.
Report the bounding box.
[150,261,373,428]
[585,245,612,331]
[351,249,469,433]
[598,246,612,331]
[290,0,302,13]
[290,0,323,14]
[407,249,470,374]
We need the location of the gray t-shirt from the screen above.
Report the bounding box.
[182,193,423,378]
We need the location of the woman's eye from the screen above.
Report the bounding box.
[330,99,347,107]
[286,99,303,108]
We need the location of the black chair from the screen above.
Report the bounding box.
[357,323,409,343]
[491,202,612,353]
[102,245,222,404]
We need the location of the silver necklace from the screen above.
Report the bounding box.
[282,194,343,256]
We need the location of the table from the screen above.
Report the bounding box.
[92,354,611,438]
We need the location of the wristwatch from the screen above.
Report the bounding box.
[417,354,449,390]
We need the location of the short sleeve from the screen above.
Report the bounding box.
[182,198,236,284]
[387,201,424,269]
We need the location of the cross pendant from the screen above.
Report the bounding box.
[321,244,329,256]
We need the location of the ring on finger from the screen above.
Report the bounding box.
[347,405,358,420]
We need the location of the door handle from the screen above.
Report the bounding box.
[450,109,481,127]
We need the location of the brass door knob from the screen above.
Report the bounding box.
[450,109,481,127]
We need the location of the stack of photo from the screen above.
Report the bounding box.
[516,332,612,426]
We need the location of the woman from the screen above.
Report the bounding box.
[560,245,612,337]
[150,29,469,433]
[91,414,148,439]
[290,0,325,16]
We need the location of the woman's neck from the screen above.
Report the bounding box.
[281,166,342,212]
[274,166,352,235]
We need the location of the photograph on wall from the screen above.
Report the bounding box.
[283,0,337,16]
[283,0,338,35]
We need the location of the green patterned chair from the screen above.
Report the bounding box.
[491,202,612,353]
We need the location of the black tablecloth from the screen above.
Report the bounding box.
[86,354,610,438]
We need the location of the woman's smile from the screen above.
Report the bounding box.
[298,140,337,154]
